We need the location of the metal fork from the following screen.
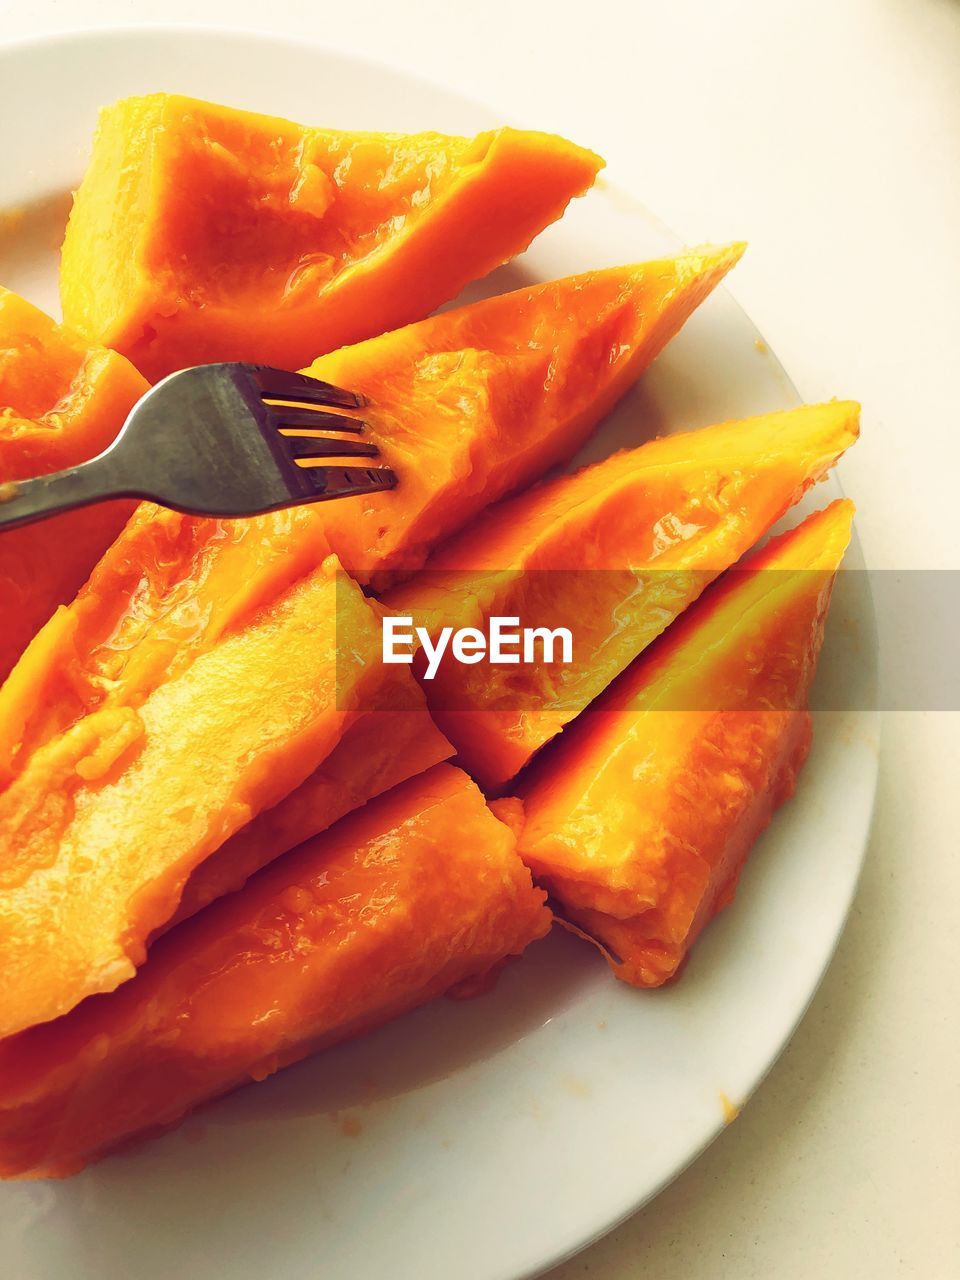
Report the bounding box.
[0,363,397,532]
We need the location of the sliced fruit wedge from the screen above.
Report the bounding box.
[0,287,147,682]
[60,93,604,379]
[507,499,855,987]
[0,556,444,1038]
[387,401,859,790]
[169,665,452,927]
[0,765,550,1179]
[309,246,744,586]
[0,250,741,783]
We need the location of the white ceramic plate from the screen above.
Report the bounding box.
[0,27,880,1280]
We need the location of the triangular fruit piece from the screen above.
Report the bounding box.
[0,765,550,1178]
[167,664,452,928]
[0,556,448,1039]
[0,249,741,780]
[310,245,744,586]
[60,93,604,380]
[0,286,147,682]
[386,402,859,790]
[508,499,855,987]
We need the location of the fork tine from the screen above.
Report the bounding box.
[271,408,366,434]
[283,435,380,460]
[307,466,398,499]
[251,366,364,409]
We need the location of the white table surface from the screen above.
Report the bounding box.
[0,1,957,1276]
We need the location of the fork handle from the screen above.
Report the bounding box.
[0,453,142,533]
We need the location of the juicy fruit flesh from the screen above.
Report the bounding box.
[302,246,746,585]
[60,94,604,377]
[0,83,866,1185]
[0,288,148,684]
[0,287,142,461]
[0,501,336,786]
[0,249,744,786]
[0,765,551,1179]
[0,249,746,1049]
[0,557,404,1038]
[387,401,859,790]
[127,97,602,305]
[0,301,91,437]
[146,111,484,305]
[169,681,453,927]
[513,500,856,986]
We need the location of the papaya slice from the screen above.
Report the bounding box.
[0,287,147,682]
[0,555,445,1039]
[170,666,452,927]
[306,246,743,586]
[0,765,550,1179]
[60,93,604,380]
[509,500,856,987]
[0,499,338,785]
[386,402,859,790]
[0,249,741,782]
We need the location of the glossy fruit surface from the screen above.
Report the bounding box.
[0,556,428,1038]
[0,764,551,1179]
[308,246,743,589]
[0,287,147,682]
[388,401,859,789]
[60,94,603,380]
[0,250,741,785]
[170,669,452,927]
[511,500,855,986]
